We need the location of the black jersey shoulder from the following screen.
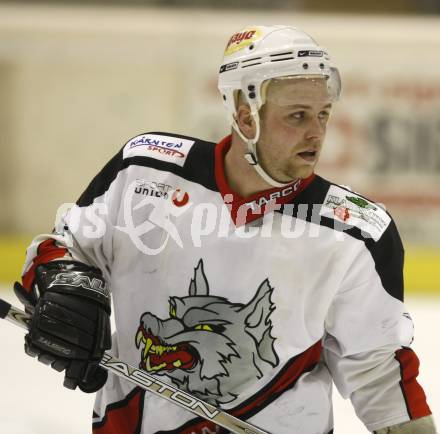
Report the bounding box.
[280,175,404,301]
[77,131,218,207]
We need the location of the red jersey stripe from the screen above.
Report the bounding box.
[165,340,322,434]
[232,340,322,419]
[394,348,431,419]
[93,388,144,434]
[22,239,68,291]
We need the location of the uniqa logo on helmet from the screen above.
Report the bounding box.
[224,27,263,56]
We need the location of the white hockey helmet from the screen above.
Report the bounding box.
[218,25,341,187]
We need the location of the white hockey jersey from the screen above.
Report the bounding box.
[22,132,431,434]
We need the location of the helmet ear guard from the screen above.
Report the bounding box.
[218,25,341,188]
[230,88,261,167]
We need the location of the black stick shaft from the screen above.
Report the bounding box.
[0,298,11,319]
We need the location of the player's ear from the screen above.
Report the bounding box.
[236,104,256,139]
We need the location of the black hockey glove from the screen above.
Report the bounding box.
[14,260,111,393]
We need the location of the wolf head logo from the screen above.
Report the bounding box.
[135,259,279,404]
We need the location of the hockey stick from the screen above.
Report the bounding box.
[0,298,268,434]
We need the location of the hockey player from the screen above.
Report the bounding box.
[14,25,436,433]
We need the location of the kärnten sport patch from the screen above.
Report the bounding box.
[320,185,391,241]
[123,134,195,167]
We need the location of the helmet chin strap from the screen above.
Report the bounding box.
[232,109,294,189]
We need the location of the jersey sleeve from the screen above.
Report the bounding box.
[322,219,432,432]
[21,147,126,290]
[20,130,206,293]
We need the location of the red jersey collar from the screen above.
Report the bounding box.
[214,135,315,226]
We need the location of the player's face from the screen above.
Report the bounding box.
[257,77,332,181]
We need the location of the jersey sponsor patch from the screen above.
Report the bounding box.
[123,133,195,167]
[320,185,391,241]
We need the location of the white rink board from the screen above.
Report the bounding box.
[0,286,437,434]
